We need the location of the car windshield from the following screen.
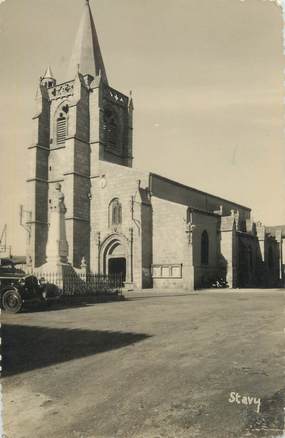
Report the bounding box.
[0,263,25,274]
[0,263,15,270]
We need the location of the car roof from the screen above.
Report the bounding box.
[0,258,14,266]
[0,257,26,266]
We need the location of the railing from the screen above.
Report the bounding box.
[29,270,123,296]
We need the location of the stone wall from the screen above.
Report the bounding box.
[191,211,220,289]
[26,85,50,267]
[90,161,149,289]
[27,73,284,290]
[140,188,153,288]
[150,174,251,221]
[151,197,187,289]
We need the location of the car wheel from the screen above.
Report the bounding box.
[2,289,23,314]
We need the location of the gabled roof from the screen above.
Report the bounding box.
[67,0,108,82]
[149,173,251,213]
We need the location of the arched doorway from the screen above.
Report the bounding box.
[109,258,126,281]
[106,239,126,281]
[99,233,131,284]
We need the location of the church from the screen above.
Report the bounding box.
[26,0,285,290]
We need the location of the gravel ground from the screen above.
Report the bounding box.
[2,289,285,438]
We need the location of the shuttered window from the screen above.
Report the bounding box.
[57,117,67,145]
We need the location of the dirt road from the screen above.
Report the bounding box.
[2,289,285,438]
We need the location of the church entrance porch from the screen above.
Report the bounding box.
[108,258,126,282]
[99,233,134,287]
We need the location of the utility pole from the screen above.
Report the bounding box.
[19,205,32,241]
[0,225,12,257]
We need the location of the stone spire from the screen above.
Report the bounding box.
[43,66,54,79]
[67,0,108,83]
[41,66,56,88]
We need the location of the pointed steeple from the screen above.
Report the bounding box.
[67,0,108,83]
[43,66,54,79]
[41,66,56,89]
[128,90,134,111]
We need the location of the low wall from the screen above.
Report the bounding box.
[152,278,185,289]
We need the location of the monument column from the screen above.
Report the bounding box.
[43,183,69,271]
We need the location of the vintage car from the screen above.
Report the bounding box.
[0,258,62,313]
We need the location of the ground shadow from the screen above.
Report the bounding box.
[20,296,125,314]
[20,302,93,313]
[1,324,151,377]
[126,293,199,301]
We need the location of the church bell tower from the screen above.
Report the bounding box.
[26,0,133,268]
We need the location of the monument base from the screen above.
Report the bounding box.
[35,262,88,294]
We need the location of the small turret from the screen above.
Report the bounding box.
[128,90,134,112]
[41,66,56,89]
[127,90,134,167]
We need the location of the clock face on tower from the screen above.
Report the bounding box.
[103,106,122,153]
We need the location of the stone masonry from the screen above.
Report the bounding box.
[25,0,285,290]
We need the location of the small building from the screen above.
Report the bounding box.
[25,1,284,290]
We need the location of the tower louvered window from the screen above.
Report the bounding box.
[103,108,118,148]
[268,246,274,271]
[57,116,67,144]
[55,104,69,145]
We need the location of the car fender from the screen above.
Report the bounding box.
[0,285,20,296]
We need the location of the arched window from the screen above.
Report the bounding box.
[109,198,122,227]
[248,246,253,270]
[268,246,274,271]
[55,103,69,145]
[201,230,209,265]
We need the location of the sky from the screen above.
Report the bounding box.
[0,0,284,255]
